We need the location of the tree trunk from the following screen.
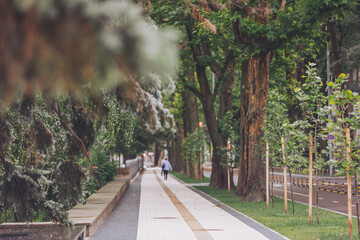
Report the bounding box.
[154,141,161,167]
[169,139,176,169]
[196,66,228,188]
[286,64,298,123]
[185,24,235,188]
[174,121,184,172]
[236,52,271,201]
[182,66,199,176]
[316,169,320,225]
[217,61,236,189]
[346,128,353,238]
[183,67,199,136]
[355,173,360,238]
[200,90,227,188]
[209,144,227,188]
[289,170,295,214]
[327,21,342,78]
[272,167,275,208]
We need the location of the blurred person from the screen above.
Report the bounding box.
[162,158,172,180]
[161,158,165,176]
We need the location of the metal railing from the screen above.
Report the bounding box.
[125,157,144,179]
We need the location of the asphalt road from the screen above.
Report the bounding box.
[272,183,360,216]
[203,167,360,217]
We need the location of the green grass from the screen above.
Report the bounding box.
[195,186,360,240]
[170,171,210,183]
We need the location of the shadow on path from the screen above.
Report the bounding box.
[90,174,142,240]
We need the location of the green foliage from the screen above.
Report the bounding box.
[183,127,206,165]
[284,121,309,171]
[263,90,288,167]
[326,74,360,176]
[218,112,239,168]
[83,147,117,197]
[104,94,135,156]
[0,161,69,224]
[294,64,329,171]
[53,161,85,210]
[0,0,180,226]
[264,90,308,171]
[0,91,133,224]
[70,105,95,154]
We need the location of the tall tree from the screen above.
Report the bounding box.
[150,0,356,191]
[182,65,199,176]
[231,0,355,200]
[151,0,237,188]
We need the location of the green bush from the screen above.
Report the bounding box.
[84,149,117,197]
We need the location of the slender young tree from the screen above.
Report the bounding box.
[295,65,328,224]
[327,73,360,238]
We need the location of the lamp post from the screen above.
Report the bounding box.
[227,140,231,193]
[199,122,203,181]
[326,41,333,176]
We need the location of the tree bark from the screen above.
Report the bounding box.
[271,167,275,208]
[236,52,271,201]
[327,21,342,78]
[154,141,161,167]
[196,64,228,189]
[174,121,184,172]
[182,66,199,176]
[183,67,199,137]
[168,139,175,167]
[286,64,297,123]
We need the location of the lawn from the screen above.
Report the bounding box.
[195,186,360,240]
[170,171,211,183]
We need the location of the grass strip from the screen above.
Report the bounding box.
[170,171,210,183]
[195,186,360,240]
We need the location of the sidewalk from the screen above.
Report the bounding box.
[141,169,287,240]
[91,168,287,239]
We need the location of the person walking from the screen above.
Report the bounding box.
[160,158,165,176]
[162,158,172,180]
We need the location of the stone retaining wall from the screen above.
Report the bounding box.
[0,160,143,239]
[68,175,131,237]
[0,223,86,240]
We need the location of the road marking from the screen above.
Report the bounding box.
[154,171,213,240]
[275,188,324,200]
[274,188,359,217]
[332,201,339,203]
[275,188,310,198]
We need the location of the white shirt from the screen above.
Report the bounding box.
[162,160,172,171]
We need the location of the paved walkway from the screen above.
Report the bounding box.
[91,168,287,240]
[90,175,141,240]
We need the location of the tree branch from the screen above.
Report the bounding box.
[207,0,227,12]
[213,50,234,97]
[6,119,31,164]
[233,108,241,121]
[279,0,286,11]
[52,100,94,177]
[181,77,202,99]
[202,42,222,77]
[0,136,7,169]
[185,25,212,100]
